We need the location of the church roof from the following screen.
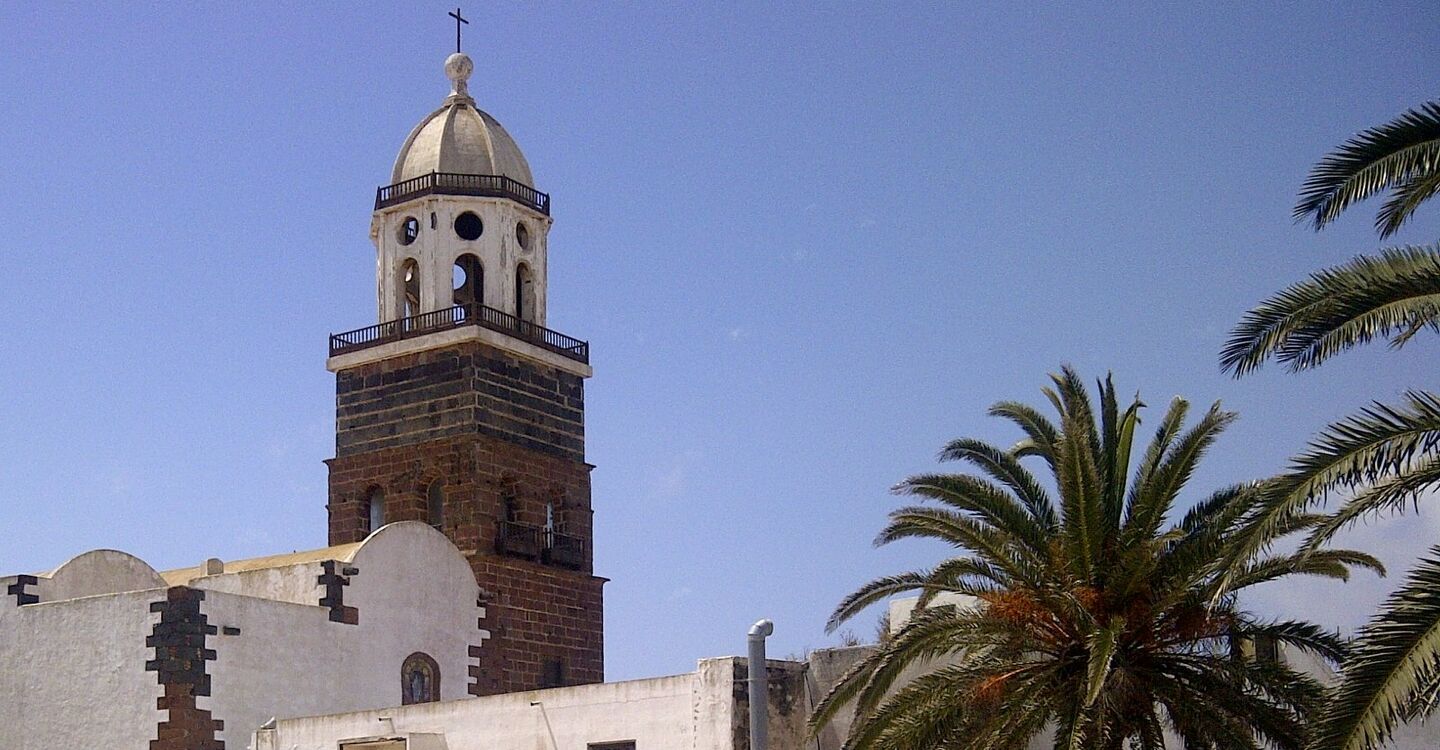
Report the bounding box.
[390,52,535,187]
[160,542,364,586]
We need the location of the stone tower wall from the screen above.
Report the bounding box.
[327,340,604,694]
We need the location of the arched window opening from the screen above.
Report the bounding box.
[365,486,385,534]
[427,480,445,529]
[515,263,536,324]
[402,258,421,320]
[499,480,519,523]
[401,652,441,705]
[452,254,484,312]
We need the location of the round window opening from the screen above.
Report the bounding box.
[516,222,530,250]
[454,212,483,241]
[397,217,419,246]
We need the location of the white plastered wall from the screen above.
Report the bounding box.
[0,523,486,750]
[256,659,747,750]
[205,522,484,748]
[0,589,163,750]
[370,196,551,326]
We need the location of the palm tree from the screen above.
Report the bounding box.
[810,368,1379,750]
[1222,100,1440,750]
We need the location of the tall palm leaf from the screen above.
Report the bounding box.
[1221,246,1440,375]
[1224,99,1440,750]
[810,369,1376,750]
[1295,101,1440,238]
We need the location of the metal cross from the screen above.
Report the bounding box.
[448,8,469,54]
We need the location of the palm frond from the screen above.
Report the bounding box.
[1222,245,1440,375]
[1309,549,1440,750]
[1303,453,1440,551]
[1295,100,1440,237]
[940,437,1058,529]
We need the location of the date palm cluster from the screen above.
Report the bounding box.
[811,370,1379,750]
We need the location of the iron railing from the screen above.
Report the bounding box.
[545,531,587,570]
[329,303,589,364]
[497,521,545,559]
[496,521,588,571]
[375,172,550,215]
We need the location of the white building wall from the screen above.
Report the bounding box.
[0,589,162,750]
[0,523,486,750]
[256,660,747,750]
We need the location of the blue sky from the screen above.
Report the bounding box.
[0,3,1436,680]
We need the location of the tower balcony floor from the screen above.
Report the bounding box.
[329,303,589,365]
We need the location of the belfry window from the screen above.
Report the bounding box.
[397,216,419,246]
[401,652,441,705]
[453,254,483,310]
[402,259,421,319]
[365,487,385,533]
[454,211,483,241]
[427,480,445,529]
[515,263,536,323]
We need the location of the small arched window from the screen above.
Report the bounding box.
[499,479,519,522]
[401,652,441,705]
[515,263,535,324]
[402,258,421,319]
[365,487,385,534]
[427,480,445,529]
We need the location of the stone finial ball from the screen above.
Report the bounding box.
[445,53,474,84]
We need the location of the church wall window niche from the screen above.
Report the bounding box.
[515,221,530,250]
[426,479,445,529]
[540,657,566,689]
[365,486,385,534]
[454,210,483,241]
[400,652,441,705]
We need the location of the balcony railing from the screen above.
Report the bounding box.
[329,303,589,364]
[375,172,550,215]
[497,521,544,559]
[496,521,588,571]
[545,531,587,570]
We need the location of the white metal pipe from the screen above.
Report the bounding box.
[748,619,775,750]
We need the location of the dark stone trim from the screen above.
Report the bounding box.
[146,586,223,750]
[468,591,490,696]
[6,574,38,605]
[317,560,359,624]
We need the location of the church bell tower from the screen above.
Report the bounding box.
[325,50,603,696]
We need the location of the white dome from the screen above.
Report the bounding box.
[390,54,535,187]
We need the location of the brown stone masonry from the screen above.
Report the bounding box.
[333,341,586,462]
[146,586,223,750]
[328,339,603,695]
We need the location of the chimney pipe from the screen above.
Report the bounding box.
[748,619,774,750]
